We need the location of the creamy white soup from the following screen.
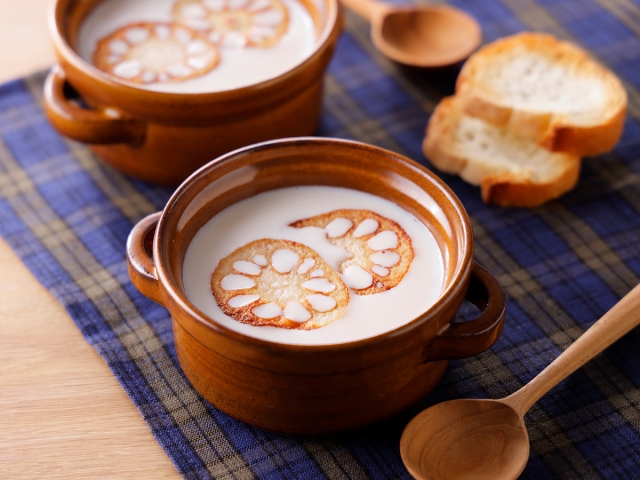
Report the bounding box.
[77,0,316,93]
[183,186,445,345]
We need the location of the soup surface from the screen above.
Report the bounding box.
[77,0,316,93]
[183,186,445,345]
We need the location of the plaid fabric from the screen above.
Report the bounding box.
[1,0,640,478]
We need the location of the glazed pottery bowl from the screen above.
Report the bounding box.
[44,0,342,185]
[126,137,506,434]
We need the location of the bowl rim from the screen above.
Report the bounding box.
[152,137,474,352]
[48,0,341,100]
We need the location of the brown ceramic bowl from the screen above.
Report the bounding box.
[44,0,342,186]
[126,137,506,435]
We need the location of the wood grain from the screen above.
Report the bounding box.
[0,1,180,478]
[0,0,55,83]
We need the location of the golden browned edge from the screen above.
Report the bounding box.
[93,21,220,84]
[173,0,290,48]
[290,209,414,295]
[456,31,628,156]
[480,162,581,207]
[422,97,469,177]
[423,96,582,207]
[541,104,627,157]
[210,238,349,330]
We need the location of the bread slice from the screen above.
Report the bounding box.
[456,32,627,156]
[423,96,581,207]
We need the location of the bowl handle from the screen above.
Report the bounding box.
[127,212,165,306]
[423,261,506,362]
[44,66,146,145]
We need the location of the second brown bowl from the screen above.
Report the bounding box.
[44,0,342,185]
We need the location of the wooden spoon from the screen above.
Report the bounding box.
[400,283,640,480]
[340,0,482,67]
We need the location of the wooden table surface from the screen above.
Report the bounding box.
[0,2,180,478]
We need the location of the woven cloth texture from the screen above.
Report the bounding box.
[2,0,640,478]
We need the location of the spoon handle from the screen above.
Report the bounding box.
[339,0,390,22]
[503,283,640,416]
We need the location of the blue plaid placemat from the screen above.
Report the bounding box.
[2,0,640,478]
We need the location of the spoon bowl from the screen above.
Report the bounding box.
[400,283,640,479]
[341,0,482,68]
[400,399,529,480]
[374,6,482,67]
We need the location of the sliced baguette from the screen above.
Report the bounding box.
[423,96,581,207]
[456,32,627,156]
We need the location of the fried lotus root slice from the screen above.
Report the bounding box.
[173,0,289,48]
[211,239,349,330]
[290,210,414,295]
[93,22,219,84]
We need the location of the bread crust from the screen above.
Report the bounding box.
[480,163,580,207]
[423,97,471,177]
[423,96,581,207]
[456,32,627,156]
